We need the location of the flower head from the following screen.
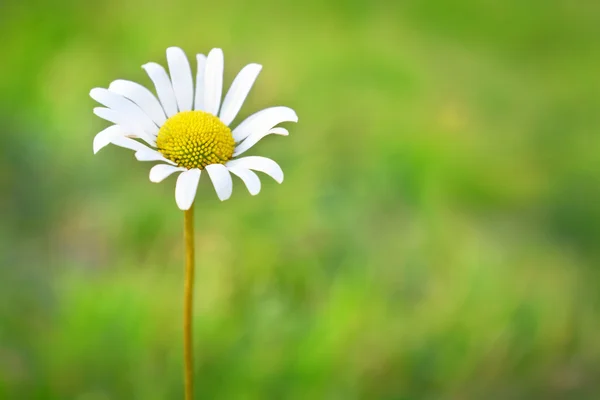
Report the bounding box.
[91,47,298,210]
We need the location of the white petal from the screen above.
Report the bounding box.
[93,107,124,126]
[203,48,224,116]
[167,47,194,112]
[142,62,178,117]
[93,107,156,146]
[205,164,233,201]
[111,136,153,152]
[227,156,283,183]
[267,127,289,136]
[175,169,201,210]
[108,79,167,125]
[194,54,207,111]
[232,106,298,142]
[135,149,176,165]
[90,88,159,137]
[219,63,262,126]
[93,125,123,154]
[149,164,185,183]
[227,165,261,195]
[233,127,289,157]
[93,107,119,124]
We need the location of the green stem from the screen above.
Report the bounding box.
[183,204,195,400]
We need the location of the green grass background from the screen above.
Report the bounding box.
[1,0,600,398]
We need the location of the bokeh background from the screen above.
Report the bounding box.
[1,0,600,398]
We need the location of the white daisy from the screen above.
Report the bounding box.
[91,47,298,210]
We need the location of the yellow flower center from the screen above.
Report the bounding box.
[156,111,235,169]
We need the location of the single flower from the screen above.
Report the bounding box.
[91,47,298,210]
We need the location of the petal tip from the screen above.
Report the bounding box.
[149,173,161,183]
[89,88,102,100]
[166,46,186,58]
[92,140,104,154]
[208,48,224,58]
[275,170,284,184]
[177,202,192,211]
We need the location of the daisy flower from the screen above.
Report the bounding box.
[91,47,298,210]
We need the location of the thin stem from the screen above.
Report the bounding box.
[183,204,195,400]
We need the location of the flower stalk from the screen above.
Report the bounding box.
[183,204,195,400]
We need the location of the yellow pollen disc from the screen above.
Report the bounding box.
[156,111,235,170]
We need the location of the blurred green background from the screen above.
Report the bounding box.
[1,0,600,398]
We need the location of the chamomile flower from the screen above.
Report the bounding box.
[91,47,297,210]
